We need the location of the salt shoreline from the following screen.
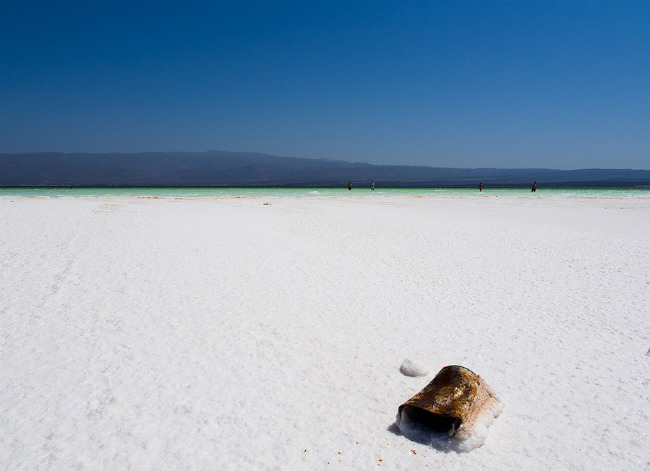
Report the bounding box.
[1,196,648,470]
[1,185,648,201]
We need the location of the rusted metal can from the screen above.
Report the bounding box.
[397,365,502,441]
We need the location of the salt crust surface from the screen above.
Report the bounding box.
[1,194,649,470]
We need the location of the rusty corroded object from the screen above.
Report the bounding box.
[397,365,501,441]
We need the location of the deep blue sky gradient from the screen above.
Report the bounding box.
[1,0,648,169]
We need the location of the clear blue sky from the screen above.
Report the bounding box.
[1,0,648,169]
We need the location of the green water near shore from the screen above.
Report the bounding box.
[0,186,648,198]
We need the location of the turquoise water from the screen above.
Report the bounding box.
[0,186,648,198]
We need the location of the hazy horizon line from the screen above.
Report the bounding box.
[2,150,648,172]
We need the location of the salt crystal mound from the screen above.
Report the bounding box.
[400,358,429,377]
[396,365,503,452]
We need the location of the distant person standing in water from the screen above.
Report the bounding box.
[348,182,352,190]
[371,181,375,190]
[479,182,483,192]
[531,181,537,192]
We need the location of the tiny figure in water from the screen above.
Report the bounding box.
[371,181,375,190]
[531,181,537,192]
[348,181,352,190]
[479,182,483,192]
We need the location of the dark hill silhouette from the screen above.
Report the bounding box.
[1,151,648,187]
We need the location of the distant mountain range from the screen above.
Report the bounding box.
[1,151,648,188]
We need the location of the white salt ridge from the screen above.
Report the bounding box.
[399,358,429,377]
[1,194,648,470]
